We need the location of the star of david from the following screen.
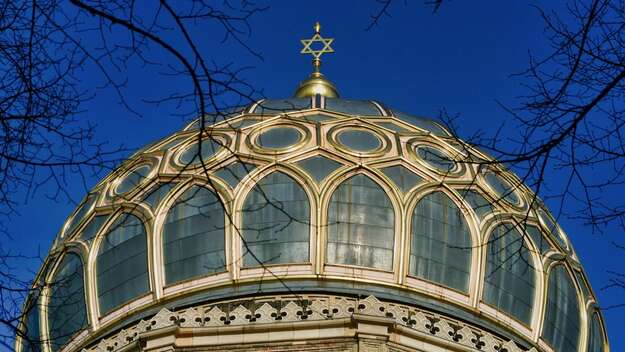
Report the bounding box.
[300,33,334,60]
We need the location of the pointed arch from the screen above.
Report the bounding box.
[162,185,226,285]
[326,173,395,270]
[95,213,149,315]
[409,191,472,292]
[47,252,88,352]
[542,264,582,352]
[241,171,311,267]
[482,223,536,325]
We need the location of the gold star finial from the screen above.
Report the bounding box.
[300,22,334,73]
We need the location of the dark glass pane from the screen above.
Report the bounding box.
[242,172,310,266]
[327,174,395,270]
[337,130,381,153]
[158,135,188,151]
[254,98,311,114]
[325,98,382,116]
[21,295,42,352]
[542,265,581,352]
[179,139,221,166]
[391,110,450,136]
[215,162,257,189]
[410,192,472,292]
[116,165,152,195]
[574,270,591,298]
[538,208,568,250]
[65,193,97,237]
[483,224,536,324]
[381,165,422,193]
[525,225,553,255]
[416,146,455,172]
[257,127,302,149]
[459,189,494,221]
[297,155,342,183]
[48,253,87,352]
[374,122,410,133]
[484,172,521,206]
[97,214,149,315]
[163,186,226,284]
[301,114,334,123]
[142,182,176,210]
[587,313,604,352]
[79,215,109,242]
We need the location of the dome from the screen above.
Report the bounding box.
[17,95,608,352]
[17,24,608,352]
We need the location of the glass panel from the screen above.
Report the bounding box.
[226,118,260,129]
[327,174,395,270]
[483,224,535,324]
[459,189,494,221]
[525,225,553,255]
[21,294,42,352]
[116,165,152,195]
[484,172,521,206]
[391,109,450,136]
[337,129,381,153]
[381,165,422,193]
[325,98,382,116]
[587,313,604,352]
[79,215,109,242]
[410,192,472,292]
[374,122,410,133]
[301,114,334,123]
[538,208,568,250]
[96,214,149,315]
[163,186,226,284]
[48,253,87,352]
[65,193,97,237]
[416,145,456,173]
[542,265,581,352]
[158,135,188,151]
[215,162,257,189]
[254,98,311,114]
[185,106,246,130]
[242,172,310,266]
[178,139,221,166]
[142,182,176,210]
[257,127,302,149]
[574,270,591,298]
[297,155,343,183]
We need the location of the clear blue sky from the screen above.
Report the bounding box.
[5,1,622,349]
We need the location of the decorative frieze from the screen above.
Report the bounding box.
[79,294,539,352]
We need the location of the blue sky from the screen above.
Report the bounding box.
[5,1,623,350]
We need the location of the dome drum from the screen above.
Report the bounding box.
[18,98,608,352]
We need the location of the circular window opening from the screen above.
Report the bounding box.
[337,129,382,153]
[256,126,302,150]
[178,138,222,166]
[416,145,456,173]
[484,172,521,206]
[116,164,152,195]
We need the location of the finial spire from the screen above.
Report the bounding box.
[294,22,339,98]
[300,22,335,74]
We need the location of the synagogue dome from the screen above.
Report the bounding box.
[17,24,608,352]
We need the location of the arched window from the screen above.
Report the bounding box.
[20,294,42,352]
[96,214,149,315]
[242,172,310,266]
[327,174,395,270]
[410,191,472,292]
[483,223,536,324]
[48,253,87,352]
[163,186,226,284]
[587,312,604,352]
[542,265,581,352]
